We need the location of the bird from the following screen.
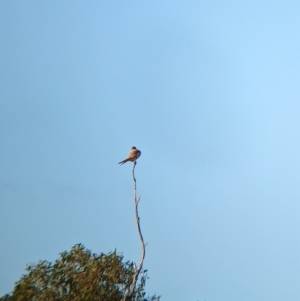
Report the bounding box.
[118,146,141,165]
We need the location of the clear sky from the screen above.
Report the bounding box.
[0,1,299,300]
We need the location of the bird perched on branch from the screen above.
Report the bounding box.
[118,146,141,165]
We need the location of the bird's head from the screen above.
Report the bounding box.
[131,146,136,150]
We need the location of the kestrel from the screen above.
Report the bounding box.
[118,146,141,165]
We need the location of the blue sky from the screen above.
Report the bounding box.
[0,1,299,300]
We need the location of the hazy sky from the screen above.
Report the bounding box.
[0,1,299,300]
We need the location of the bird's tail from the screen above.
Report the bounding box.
[118,159,128,165]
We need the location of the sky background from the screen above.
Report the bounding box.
[0,1,299,300]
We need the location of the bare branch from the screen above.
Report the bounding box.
[121,161,146,301]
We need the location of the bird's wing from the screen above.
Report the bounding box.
[128,149,140,159]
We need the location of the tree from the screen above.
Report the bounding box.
[0,244,159,301]
[1,153,157,300]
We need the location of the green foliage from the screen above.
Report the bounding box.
[1,244,160,301]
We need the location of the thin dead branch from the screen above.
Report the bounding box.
[121,161,146,301]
